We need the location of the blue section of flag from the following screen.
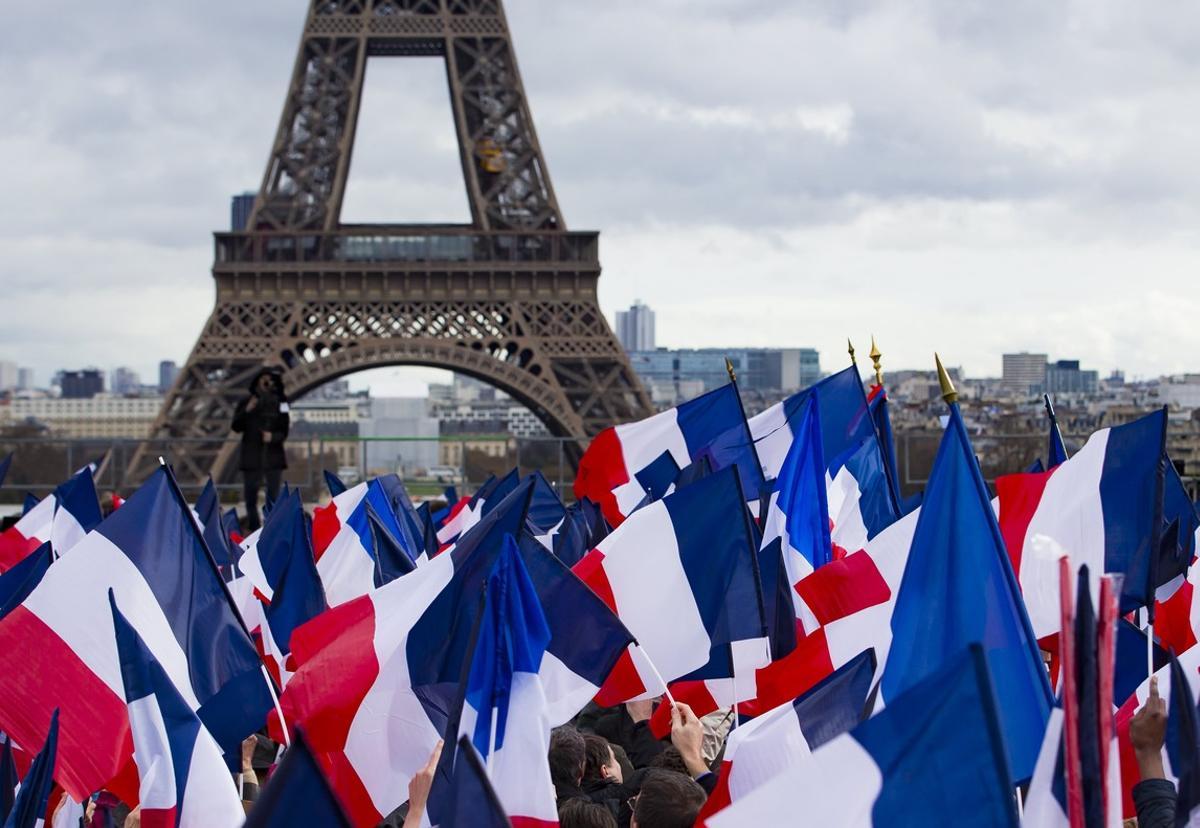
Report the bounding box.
[552,498,610,568]
[526,471,567,534]
[3,709,58,828]
[882,405,1052,783]
[635,451,681,504]
[859,646,1017,827]
[221,507,242,541]
[774,395,833,572]
[0,543,52,620]
[443,736,510,828]
[0,735,16,824]
[20,493,38,517]
[1113,619,1167,707]
[372,474,424,561]
[54,466,103,538]
[260,492,327,656]
[368,502,416,587]
[833,435,901,540]
[407,480,535,735]
[1096,409,1168,613]
[110,592,204,817]
[243,729,351,828]
[774,366,875,477]
[868,391,904,515]
[1166,652,1200,825]
[93,468,272,760]
[0,454,10,490]
[196,479,237,580]
[756,537,798,670]
[515,531,633,688]
[464,535,551,758]
[665,467,765,649]
[791,648,876,748]
[675,384,765,504]
[324,470,348,498]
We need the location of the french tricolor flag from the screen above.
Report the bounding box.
[709,645,1018,828]
[572,467,768,706]
[697,649,876,827]
[0,467,102,571]
[310,478,413,606]
[997,409,1173,639]
[751,367,899,557]
[0,468,273,802]
[431,536,557,828]
[574,384,763,528]
[108,592,244,828]
[277,480,629,827]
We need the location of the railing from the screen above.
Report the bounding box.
[0,435,578,505]
[2,432,1195,507]
[213,230,600,266]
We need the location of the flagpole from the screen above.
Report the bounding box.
[636,644,676,707]
[724,357,766,501]
[262,664,291,747]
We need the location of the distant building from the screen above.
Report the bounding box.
[615,301,656,352]
[158,361,179,392]
[60,369,105,399]
[628,347,820,405]
[1001,353,1047,395]
[1163,375,1200,412]
[111,367,141,395]
[1044,360,1099,396]
[3,395,162,438]
[0,361,17,391]
[360,397,440,476]
[17,367,33,391]
[231,192,256,231]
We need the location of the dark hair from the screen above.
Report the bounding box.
[548,726,587,790]
[559,799,617,828]
[633,769,706,828]
[582,734,614,784]
[647,746,689,776]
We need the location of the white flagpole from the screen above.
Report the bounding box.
[636,644,677,707]
[261,664,291,747]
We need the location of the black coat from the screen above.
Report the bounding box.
[231,392,290,472]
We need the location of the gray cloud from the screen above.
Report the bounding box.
[2,0,1199,387]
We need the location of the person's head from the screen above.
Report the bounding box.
[630,769,706,828]
[647,746,688,776]
[548,726,587,791]
[583,734,623,785]
[558,799,617,828]
[251,369,284,399]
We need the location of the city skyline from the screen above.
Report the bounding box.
[4,2,1200,389]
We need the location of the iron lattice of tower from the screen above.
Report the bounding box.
[128,0,653,486]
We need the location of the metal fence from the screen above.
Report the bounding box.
[2,431,1196,505]
[0,435,580,504]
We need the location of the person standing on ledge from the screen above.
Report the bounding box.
[231,368,290,531]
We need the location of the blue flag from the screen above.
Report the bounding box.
[0,735,16,824]
[0,543,52,620]
[368,501,416,586]
[444,736,511,827]
[881,404,1052,783]
[766,393,833,573]
[259,491,327,657]
[324,469,348,497]
[1167,651,1200,826]
[3,710,57,828]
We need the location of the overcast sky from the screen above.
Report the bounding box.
[3,0,1199,395]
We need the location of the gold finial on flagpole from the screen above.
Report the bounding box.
[869,336,883,387]
[725,357,737,384]
[935,353,958,404]
[848,339,857,366]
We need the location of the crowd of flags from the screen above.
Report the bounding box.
[0,351,1196,827]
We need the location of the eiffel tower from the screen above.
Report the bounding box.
[129,0,652,486]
